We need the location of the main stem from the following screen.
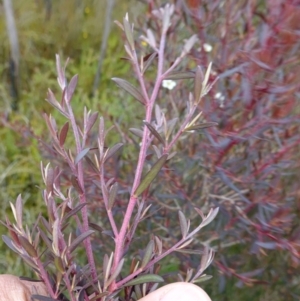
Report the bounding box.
[110,30,167,291]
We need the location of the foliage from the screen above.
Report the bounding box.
[0,0,139,275]
[2,5,218,301]
[137,0,300,300]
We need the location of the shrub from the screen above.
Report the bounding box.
[2,5,218,301]
[138,0,300,300]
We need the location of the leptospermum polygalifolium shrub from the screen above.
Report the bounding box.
[2,5,218,301]
[140,0,300,298]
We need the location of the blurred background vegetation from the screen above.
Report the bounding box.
[0,0,141,275]
[1,1,299,301]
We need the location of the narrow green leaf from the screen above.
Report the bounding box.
[183,34,198,54]
[178,211,188,238]
[129,128,144,138]
[54,256,65,273]
[38,228,52,250]
[143,121,165,145]
[75,148,90,165]
[192,274,213,283]
[184,122,218,132]
[108,183,118,210]
[112,78,145,105]
[194,66,203,102]
[175,249,203,255]
[141,240,154,268]
[123,17,134,50]
[18,236,38,258]
[52,219,60,255]
[201,207,219,228]
[165,71,194,80]
[69,230,95,253]
[134,154,168,197]
[40,216,51,234]
[201,62,212,96]
[32,295,58,301]
[104,252,114,282]
[106,258,124,287]
[123,274,164,287]
[154,236,162,255]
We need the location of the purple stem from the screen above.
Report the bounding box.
[110,29,167,291]
[66,101,98,283]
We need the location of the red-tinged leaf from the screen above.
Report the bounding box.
[268,84,298,94]
[46,89,69,117]
[2,235,19,253]
[45,167,54,194]
[112,78,145,105]
[75,148,90,165]
[143,121,165,145]
[59,122,69,147]
[86,112,99,134]
[104,143,123,162]
[123,274,164,287]
[62,203,87,222]
[249,55,273,71]
[142,52,158,74]
[46,89,61,109]
[134,154,168,197]
[89,222,103,233]
[43,114,57,138]
[65,74,78,103]
[84,156,99,173]
[68,230,95,253]
[71,176,83,194]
